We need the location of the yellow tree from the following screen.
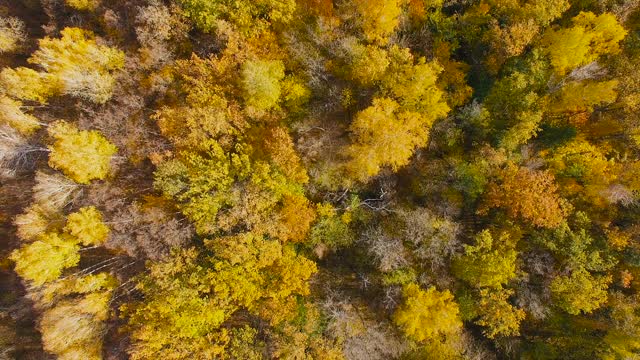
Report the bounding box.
[127,233,318,359]
[346,98,430,182]
[47,121,117,184]
[540,12,627,75]
[475,287,526,338]
[351,0,403,45]
[38,274,116,360]
[0,16,25,53]
[241,59,285,113]
[65,0,100,10]
[177,0,296,35]
[64,206,109,246]
[545,138,618,207]
[0,27,124,104]
[393,283,462,342]
[0,96,41,135]
[9,232,80,286]
[343,42,390,85]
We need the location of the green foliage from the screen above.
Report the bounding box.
[453,230,518,288]
[126,235,317,359]
[309,204,355,250]
[47,121,117,184]
[177,0,296,34]
[382,268,417,286]
[550,268,612,315]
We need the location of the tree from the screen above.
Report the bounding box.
[64,207,109,246]
[381,46,449,114]
[549,80,619,115]
[0,125,44,173]
[13,204,63,242]
[39,274,115,360]
[153,139,250,235]
[126,234,317,359]
[0,96,41,135]
[475,287,526,338]
[346,98,440,182]
[10,232,80,286]
[0,67,56,103]
[601,293,640,360]
[550,268,612,315]
[177,0,296,34]
[393,283,462,342]
[107,202,193,260]
[32,171,82,211]
[480,163,570,228]
[0,28,124,104]
[0,16,25,53]
[452,230,518,288]
[399,208,460,270]
[47,121,117,184]
[351,0,403,45]
[65,0,100,11]
[343,42,390,85]
[541,12,627,75]
[241,59,285,113]
[545,138,617,206]
[274,194,316,242]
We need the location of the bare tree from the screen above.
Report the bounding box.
[399,208,461,271]
[362,226,409,272]
[32,171,82,210]
[0,126,45,176]
[107,203,193,260]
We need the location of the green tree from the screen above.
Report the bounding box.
[47,121,117,184]
[177,0,296,34]
[550,268,612,315]
[126,234,317,359]
[452,229,518,288]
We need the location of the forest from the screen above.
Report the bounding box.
[2,0,640,359]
